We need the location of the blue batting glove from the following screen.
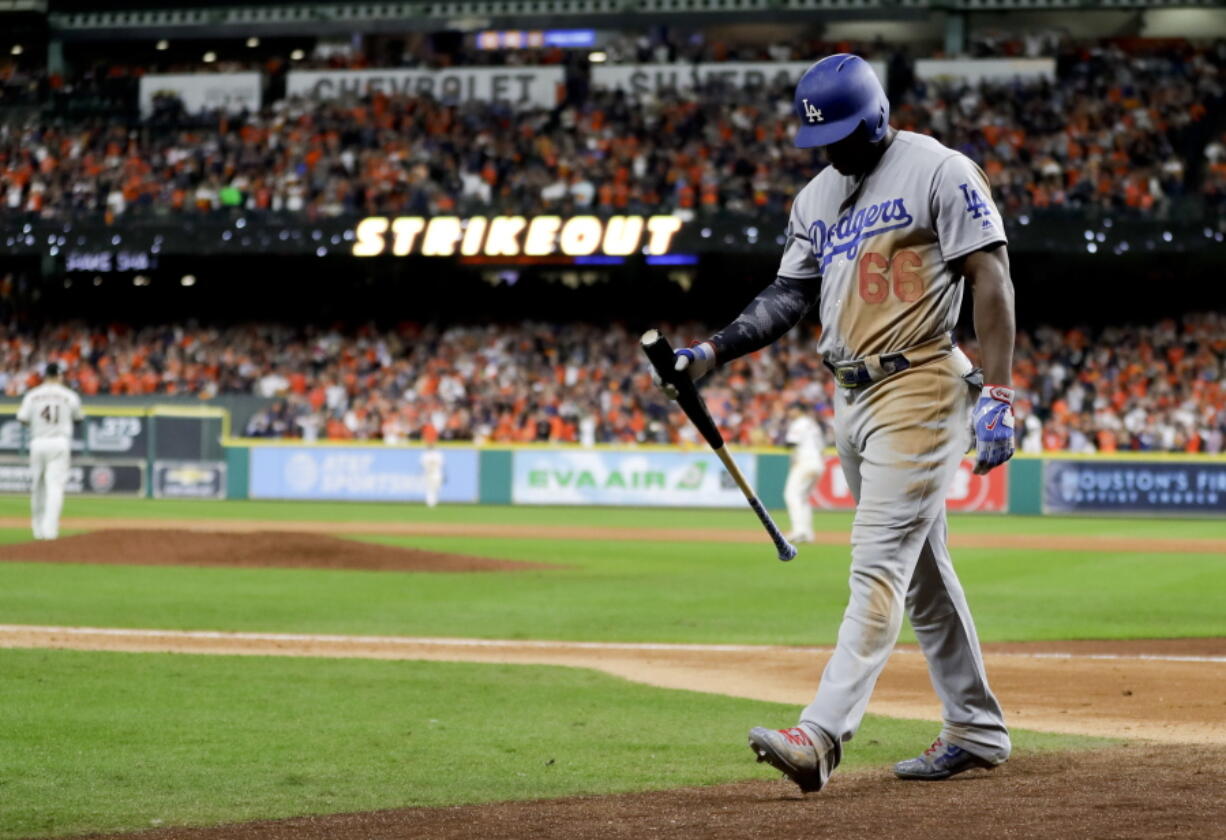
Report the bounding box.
[972,385,1015,475]
[651,341,716,400]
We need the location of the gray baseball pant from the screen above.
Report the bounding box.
[800,349,1011,764]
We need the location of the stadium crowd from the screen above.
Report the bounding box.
[2,40,1223,220]
[2,314,1223,454]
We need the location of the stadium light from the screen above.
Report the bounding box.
[290,49,305,61]
[588,51,608,64]
[156,39,169,50]
[203,51,217,63]
[180,274,197,286]
[246,37,260,48]
[10,45,23,56]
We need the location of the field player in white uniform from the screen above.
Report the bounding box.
[17,362,84,540]
[657,55,1017,791]
[783,405,825,543]
[420,441,444,508]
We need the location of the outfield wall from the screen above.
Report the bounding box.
[226,440,1226,517]
[0,404,228,500]
[5,403,1219,515]
[228,439,1226,517]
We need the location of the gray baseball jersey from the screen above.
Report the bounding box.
[778,131,1006,364]
[768,132,1013,765]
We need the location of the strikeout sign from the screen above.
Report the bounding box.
[352,214,684,258]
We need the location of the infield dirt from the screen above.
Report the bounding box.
[74,744,1226,840]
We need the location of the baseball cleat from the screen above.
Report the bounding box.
[748,725,841,793]
[893,737,997,780]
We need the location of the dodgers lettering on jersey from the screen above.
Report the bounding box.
[17,383,84,441]
[777,131,1006,364]
[809,198,915,273]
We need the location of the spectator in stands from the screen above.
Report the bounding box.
[3,40,1223,222]
[2,315,1223,453]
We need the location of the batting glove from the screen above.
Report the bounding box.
[972,385,1015,475]
[651,341,717,400]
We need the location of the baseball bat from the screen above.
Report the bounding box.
[640,329,798,562]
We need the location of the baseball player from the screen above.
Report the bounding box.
[17,362,84,541]
[420,441,444,508]
[658,54,1016,791]
[783,404,825,543]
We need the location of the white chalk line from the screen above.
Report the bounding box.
[1,625,1224,663]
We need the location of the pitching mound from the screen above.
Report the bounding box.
[0,530,558,573]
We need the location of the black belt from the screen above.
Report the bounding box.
[825,334,955,390]
[825,353,912,388]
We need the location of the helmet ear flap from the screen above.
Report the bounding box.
[873,103,887,140]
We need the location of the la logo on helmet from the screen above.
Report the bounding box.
[802,99,824,123]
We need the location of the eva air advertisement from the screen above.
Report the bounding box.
[512,450,756,507]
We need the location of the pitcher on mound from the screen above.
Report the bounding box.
[18,362,84,541]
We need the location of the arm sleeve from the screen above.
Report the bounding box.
[931,154,1007,264]
[16,396,30,424]
[709,200,821,363]
[72,394,84,422]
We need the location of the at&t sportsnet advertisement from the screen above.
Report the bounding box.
[249,447,478,502]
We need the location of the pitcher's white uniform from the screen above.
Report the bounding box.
[420,447,444,508]
[783,413,825,541]
[17,381,83,540]
[778,131,1011,763]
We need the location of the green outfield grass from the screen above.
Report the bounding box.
[0,498,1222,642]
[0,647,1106,840]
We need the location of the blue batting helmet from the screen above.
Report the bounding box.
[792,54,889,148]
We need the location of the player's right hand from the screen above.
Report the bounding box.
[651,341,717,400]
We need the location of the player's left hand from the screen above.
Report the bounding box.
[651,341,716,400]
[972,385,1015,475]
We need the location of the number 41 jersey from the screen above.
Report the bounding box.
[17,383,84,441]
[778,131,1006,365]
